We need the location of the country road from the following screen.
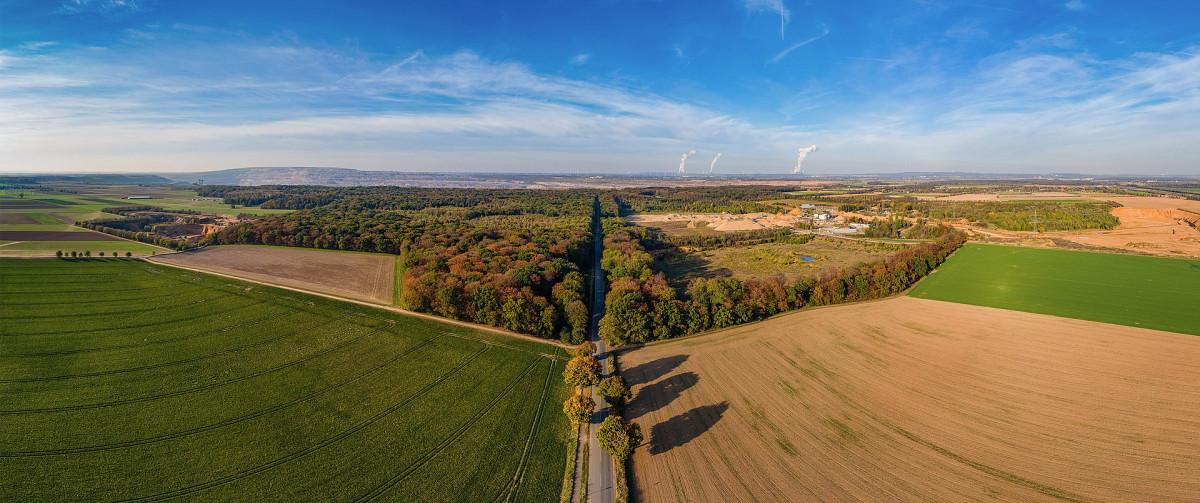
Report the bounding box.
[585,198,615,503]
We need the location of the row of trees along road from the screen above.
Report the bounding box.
[561,342,642,464]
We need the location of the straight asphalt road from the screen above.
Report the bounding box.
[586,200,615,503]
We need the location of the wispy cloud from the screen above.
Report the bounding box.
[768,26,830,64]
[59,0,153,16]
[570,53,590,65]
[1064,1,1086,11]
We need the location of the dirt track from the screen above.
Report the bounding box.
[151,245,394,304]
[623,296,1200,502]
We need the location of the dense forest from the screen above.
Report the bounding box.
[609,186,791,216]
[597,216,966,346]
[202,187,603,342]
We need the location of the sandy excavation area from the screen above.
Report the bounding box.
[627,208,823,232]
[150,245,394,304]
[622,296,1200,502]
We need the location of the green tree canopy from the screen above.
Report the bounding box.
[597,415,643,460]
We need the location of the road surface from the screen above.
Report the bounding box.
[586,199,615,503]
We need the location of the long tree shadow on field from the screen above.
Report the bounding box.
[629,371,699,420]
[648,402,729,455]
[623,354,690,387]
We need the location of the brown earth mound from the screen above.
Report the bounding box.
[623,296,1200,502]
[150,245,395,304]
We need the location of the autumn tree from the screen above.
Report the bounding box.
[598,376,631,405]
[573,341,596,358]
[563,394,595,425]
[597,415,643,460]
[563,355,601,389]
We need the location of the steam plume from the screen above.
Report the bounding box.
[678,149,697,174]
[793,145,818,174]
[709,153,723,173]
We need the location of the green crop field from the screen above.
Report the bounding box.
[909,243,1200,335]
[0,258,569,501]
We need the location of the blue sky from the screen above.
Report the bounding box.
[2,0,1199,174]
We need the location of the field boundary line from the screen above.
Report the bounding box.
[355,356,545,502]
[0,339,435,457]
[148,257,572,350]
[116,344,492,503]
[0,318,391,414]
[0,313,359,383]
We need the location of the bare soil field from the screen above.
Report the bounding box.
[623,296,1200,502]
[0,214,39,225]
[0,230,121,241]
[959,195,1200,257]
[150,245,395,304]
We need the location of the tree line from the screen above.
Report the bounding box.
[597,218,966,346]
[202,188,603,342]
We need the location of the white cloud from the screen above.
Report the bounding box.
[60,0,153,16]
[1064,1,1086,11]
[570,53,590,65]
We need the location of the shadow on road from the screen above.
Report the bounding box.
[629,371,699,419]
[648,402,729,455]
[623,354,690,386]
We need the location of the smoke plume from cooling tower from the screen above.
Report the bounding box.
[793,145,818,174]
[678,149,697,174]
[709,153,723,173]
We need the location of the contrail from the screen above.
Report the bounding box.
[709,153,723,173]
[678,149,696,174]
[779,1,786,40]
[793,145,818,174]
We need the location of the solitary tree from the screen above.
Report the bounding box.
[563,355,601,389]
[84,250,91,257]
[573,341,596,358]
[70,251,77,258]
[597,415,643,460]
[98,252,105,257]
[55,250,63,258]
[563,394,595,425]
[125,251,132,257]
[598,375,631,405]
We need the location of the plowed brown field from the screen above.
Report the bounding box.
[623,296,1200,502]
[151,245,394,304]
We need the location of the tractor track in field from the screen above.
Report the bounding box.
[0,339,436,457]
[355,356,545,502]
[1,298,270,337]
[0,314,358,383]
[0,309,293,358]
[0,318,389,414]
[0,292,232,321]
[116,344,493,503]
[494,356,556,503]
